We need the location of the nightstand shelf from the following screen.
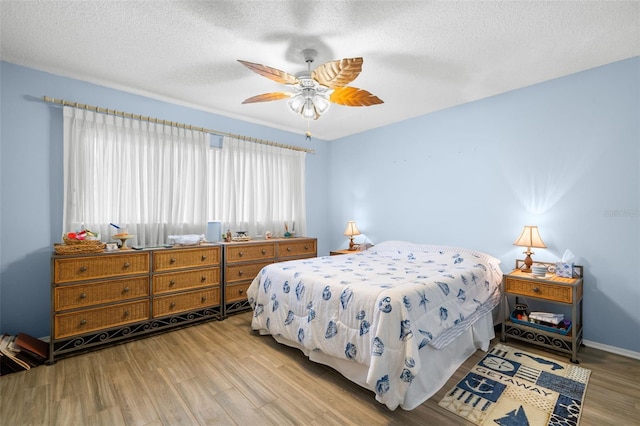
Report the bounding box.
[501,260,584,363]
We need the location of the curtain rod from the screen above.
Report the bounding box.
[41,96,315,154]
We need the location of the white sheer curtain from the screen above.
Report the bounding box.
[63,106,209,245]
[208,136,307,238]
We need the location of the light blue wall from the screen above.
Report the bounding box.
[329,57,640,353]
[2,58,639,354]
[0,61,330,338]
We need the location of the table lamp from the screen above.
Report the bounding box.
[513,225,547,272]
[343,221,361,251]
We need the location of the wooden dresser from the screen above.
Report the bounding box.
[50,245,221,363]
[221,237,317,317]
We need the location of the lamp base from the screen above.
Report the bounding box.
[348,237,357,251]
[520,251,534,272]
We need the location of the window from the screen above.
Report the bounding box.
[63,107,306,245]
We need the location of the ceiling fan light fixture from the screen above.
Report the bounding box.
[301,99,316,119]
[287,94,305,114]
[312,94,331,114]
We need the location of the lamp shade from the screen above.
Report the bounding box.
[343,221,361,237]
[513,225,547,249]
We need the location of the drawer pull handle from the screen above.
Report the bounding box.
[287,247,292,252]
[238,270,243,276]
[201,276,207,282]
[170,258,176,263]
[239,251,244,257]
[261,249,266,254]
[80,319,87,326]
[169,280,176,286]
[79,266,87,272]
[239,289,244,294]
[201,255,207,261]
[79,293,87,299]
[123,262,130,268]
[201,296,207,302]
[123,287,130,293]
[304,246,309,250]
[533,287,540,293]
[170,302,176,308]
[123,310,129,317]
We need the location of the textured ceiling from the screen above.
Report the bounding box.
[1,1,639,141]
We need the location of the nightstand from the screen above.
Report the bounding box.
[329,249,357,256]
[501,260,584,363]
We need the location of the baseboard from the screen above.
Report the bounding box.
[583,339,640,360]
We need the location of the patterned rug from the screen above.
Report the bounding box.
[438,343,590,425]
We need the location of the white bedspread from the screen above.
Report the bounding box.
[247,241,503,410]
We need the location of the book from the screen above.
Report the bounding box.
[1,355,24,374]
[529,312,564,325]
[0,333,46,374]
[15,332,48,361]
[0,348,31,370]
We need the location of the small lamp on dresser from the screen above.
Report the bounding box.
[513,225,547,273]
[343,221,361,251]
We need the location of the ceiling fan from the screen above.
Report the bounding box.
[238,48,383,121]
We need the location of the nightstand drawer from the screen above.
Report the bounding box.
[504,277,572,303]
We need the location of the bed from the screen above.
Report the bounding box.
[247,241,503,410]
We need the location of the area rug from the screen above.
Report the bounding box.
[438,343,590,426]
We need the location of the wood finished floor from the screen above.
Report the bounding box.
[1,311,638,425]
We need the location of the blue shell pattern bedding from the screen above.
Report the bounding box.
[247,241,503,410]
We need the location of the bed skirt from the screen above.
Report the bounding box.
[269,308,496,410]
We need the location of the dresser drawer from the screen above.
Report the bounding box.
[153,246,221,272]
[54,277,149,311]
[278,239,317,258]
[225,242,276,263]
[153,267,220,294]
[54,300,149,339]
[504,277,573,303]
[53,252,150,284]
[153,288,220,318]
[225,261,273,284]
[225,282,251,303]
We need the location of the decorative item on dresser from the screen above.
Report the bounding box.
[221,237,317,317]
[50,245,222,363]
[501,259,584,363]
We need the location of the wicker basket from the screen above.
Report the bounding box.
[55,242,106,255]
[62,236,102,245]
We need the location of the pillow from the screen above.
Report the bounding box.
[371,240,500,265]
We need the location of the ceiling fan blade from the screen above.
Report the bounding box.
[312,58,363,88]
[238,60,299,85]
[329,87,384,107]
[241,92,292,104]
